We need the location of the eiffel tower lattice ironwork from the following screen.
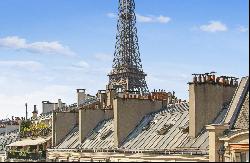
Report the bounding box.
[108,0,149,95]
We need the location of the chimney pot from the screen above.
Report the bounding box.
[193,76,197,83]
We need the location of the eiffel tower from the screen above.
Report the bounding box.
[108,0,149,95]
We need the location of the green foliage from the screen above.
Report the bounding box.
[20,121,50,138]
[20,120,32,138]
[20,120,32,131]
[7,150,46,160]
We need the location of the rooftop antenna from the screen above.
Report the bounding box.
[25,103,28,120]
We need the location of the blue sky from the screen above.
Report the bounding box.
[0,0,249,119]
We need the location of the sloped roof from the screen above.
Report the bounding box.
[233,92,249,129]
[75,102,229,152]
[224,76,249,128]
[122,103,190,150]
[80,119,114,149]
[121,103,210,150]
[56,126,79,149]
[7,136,51,147]
[0,133,19,151]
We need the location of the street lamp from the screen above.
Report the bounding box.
[218,144,226,162]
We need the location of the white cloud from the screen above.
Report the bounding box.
[56,60,90,71]
[136,14,171,24]
[238,26,249,32]
[136,14,153,23]
[200,21,228,32]
[72,61,90,69]
[0,60,43,71]
[107,12,171,24]
[0,36,76,56]
[94,53,113,62]
[156,15,172,24]
[107,13,117,18]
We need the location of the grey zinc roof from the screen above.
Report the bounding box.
[122,103,189,150]
[79,119,114,149]
[56,99,232,152]
[224,76,249,128]
[121,102,231,151]
[56,126,80,149]
[57,119,115,150]
[234,92,249,129]
[0,133,19,151]
[121,103,211,150]
[0,127,19,135]
[77,102,229,151]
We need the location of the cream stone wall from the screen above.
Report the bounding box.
[47,151,209,162]
[79,109,113,142]
[230,134,249,144]
[189,83,236,137]
[220,131,249,162]
[113,98,162,147]
[52,112,79,146]
[0,155,4,162]
[206,124,229,162]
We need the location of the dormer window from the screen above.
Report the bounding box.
[100,130,113,140]
[179,125,189,134]
[89,131,99,140]
[142,122,151,131]
[157,124,173,135]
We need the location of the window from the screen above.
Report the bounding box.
[156,124,173,135]
[235,152,249,162]
[100,130,113,140]
[246,151,249,162]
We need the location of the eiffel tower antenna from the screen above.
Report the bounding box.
[108,0,149,95]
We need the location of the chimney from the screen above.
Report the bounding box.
[106,85,116,107]
[32,105,38,119]
[98,90,107,109]
[77,89,86,107]
[189,73,237,138]
[58,99,62,110]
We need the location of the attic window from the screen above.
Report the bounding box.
[157,124,173,135]
[142,122,151,131]
[89,131,99,140]
[179,125,189,134]
[100,130,113,140]
[142,120,157,131]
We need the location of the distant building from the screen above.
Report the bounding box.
[42,99,66,114]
